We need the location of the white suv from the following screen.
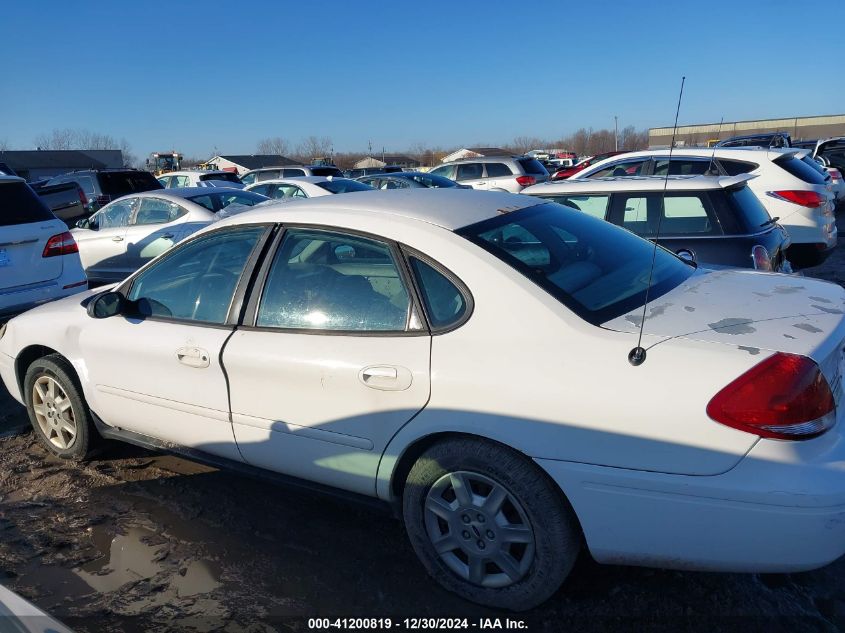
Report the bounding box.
[570,147,836,266]
[0,176,87,317]
[430,156,549,193]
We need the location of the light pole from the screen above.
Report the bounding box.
[614,116,618,151]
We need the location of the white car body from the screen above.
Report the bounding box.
[0,585,75,633]
[2,190,844,606]
[826,167,845,201]
[569,147,837,257]
[245,176,372,200]
[157,170,244,189]
[0,176,87,316]
[70,189,217,282]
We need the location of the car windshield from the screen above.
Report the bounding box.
[316,179,374,194]
[457,202,694,325]
[0,181,55,226]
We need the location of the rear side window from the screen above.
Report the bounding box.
[719,160,758,176]
[485,163,513,178]
[774,155,828,185]
[614,192,720,236]
[517,158,548,176]
[0,182,54,226]
[257,170,282,182]
[456,163,483,181]
[283,169,306,177]
[652,159,710,176]
[725,185,772,232]
[409,257,468,330]
[587,159,647,179]
[99,172,163,196]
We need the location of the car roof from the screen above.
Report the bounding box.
[599,147,797,160]
[164,170,229,177]
[443,155,521,164]
[214,188,544,231]
[248,176,337,185]
[525,174,754,194]
[158,187,253,197]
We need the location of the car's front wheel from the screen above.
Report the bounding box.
[24,354,96,461]
[402,438,581,611]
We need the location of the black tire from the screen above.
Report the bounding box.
[23,354,97,461]
[402,437,580,611]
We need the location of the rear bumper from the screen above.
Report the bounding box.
[0,279,87,318]
[538,430,845,573]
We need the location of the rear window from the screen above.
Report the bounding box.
[99,171,163,196]
[725,185,772,232]
[517,158,549,176]
[0,181,55,226]
[774,155,828,185]
[457,202,693,325]
[200,172,242,183]
[719,160,758,176]
[311,166,344,177]
[315,179,373,194]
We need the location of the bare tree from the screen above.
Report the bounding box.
[294,136,333,163]
[506,136,545,155]
[256,136,291,156]
[34,128,76,150]
[32,128,137,167]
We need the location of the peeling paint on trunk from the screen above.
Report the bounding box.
[707,318,757,335]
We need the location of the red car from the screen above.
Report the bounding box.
[551,151,629,180]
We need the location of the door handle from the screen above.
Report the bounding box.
[111,236,124,242]
[175,346,211,368]
[358,365,412,391]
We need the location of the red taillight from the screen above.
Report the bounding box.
[516,175,536,187]
[77,187,88,207]
[751,245,772,271]
[42,232,79,258]
[830,169,843,180]
[769,190,827,208]
[707,352,836,440]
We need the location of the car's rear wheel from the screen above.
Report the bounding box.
[402,438,580,611]
[24,355,96,460]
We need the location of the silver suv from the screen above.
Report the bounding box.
[240,165,343,186]
[429,156,549,193]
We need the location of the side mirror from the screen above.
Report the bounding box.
[75,218,89,229]
[87,291,125,319]
[334,244,356,260]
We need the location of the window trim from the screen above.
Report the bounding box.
[114,223,275,330]
[399,246,474,335]
[241,223,430,337]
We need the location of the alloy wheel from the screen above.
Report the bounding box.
[31,375,77,450]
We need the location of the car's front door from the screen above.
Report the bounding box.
[223,227,431,495]
[75,198,137,281]
[79,225,271,460]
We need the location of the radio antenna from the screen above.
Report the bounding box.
[706,116,724,175]
[628,76,686,366]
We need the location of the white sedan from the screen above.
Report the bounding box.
[71,188,266,282]
[245,176,373,200]
[2,189,844,611]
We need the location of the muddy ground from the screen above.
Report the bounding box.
[1,214,845,632]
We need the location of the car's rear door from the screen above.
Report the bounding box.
[222,226,431,495]
[0,180,65,295]
[79,224,272,458]
[74,198,136,281]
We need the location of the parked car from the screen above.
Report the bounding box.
[3,189,845,611]
[429,155,548,192]
[46,169,163,213]
[794,138,845,203]
[550,151,628,180]
[0,176,86,317]
[716,132,792,149]
[70,188,258,282]
[571,147,837,267]
[240,165,344,185]
[157,170,243,189]
[245,176,373,200]
[343,166,404,178]
[356,172,469,189]
[523,174,792,271]
[30,179,89,226]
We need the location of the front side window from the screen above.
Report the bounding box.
[456,163,483,181]
[240,172,257,185]
[458,202,693,325]
[587,159,647,179]
[133,198,186,225]
[94,199,136,229]
[430,165,455,179]
[409,257,467,329]
[256,229,411,331]
[269,184,306,199]
[539,194,609,220]
[127,226,265,324]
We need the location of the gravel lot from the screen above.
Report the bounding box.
[1,213,844,632]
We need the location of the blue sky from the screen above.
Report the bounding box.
[1,0,842,159]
